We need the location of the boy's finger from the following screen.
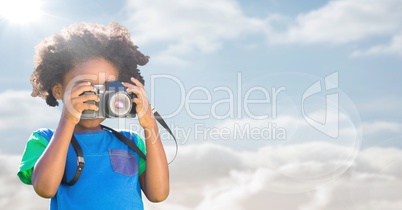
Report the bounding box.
[126,86,141,95]
[130,77,144,89]
[71,84,96,97]
[75,103,99,113]
[79,93,100,103]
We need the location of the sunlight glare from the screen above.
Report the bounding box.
[0,0,43,24]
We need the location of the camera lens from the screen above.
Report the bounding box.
[108,91,132,117]
[114,98,126,109]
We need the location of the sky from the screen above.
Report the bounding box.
[0,0,401,209]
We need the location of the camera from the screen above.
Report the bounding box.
[81,81,137,119]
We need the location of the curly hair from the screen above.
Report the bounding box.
[30,22,149,107]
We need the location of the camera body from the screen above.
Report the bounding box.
[81,81,137,119]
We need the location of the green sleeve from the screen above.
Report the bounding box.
[17,132,49,185]
[135,134,147,175]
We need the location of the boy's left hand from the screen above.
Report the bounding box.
[122,77,156,129]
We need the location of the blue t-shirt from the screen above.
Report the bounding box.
[18,128,146,210]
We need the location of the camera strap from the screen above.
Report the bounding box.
[100,124,147,160]
[63,109,178,186]
[63,135,84,186]
[152,107,178,164]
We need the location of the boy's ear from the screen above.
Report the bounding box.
[52,83,63,100]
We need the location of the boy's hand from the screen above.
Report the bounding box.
[123,77,156,129]
[62,82,100,124]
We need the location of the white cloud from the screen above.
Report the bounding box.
[266,0,402,57]
[123,0,402,60]
[268,0,402,44]
[3,143,402,210]
[213,109,361,148]
[125,0,263,50]
[298,183,333,210]
[0,90,60,153]
[0,154,48,209]
[362,120,402,135]
[123,0,265,64]
[351,31,402,57]
[0,90,60,131]
[144,143,402,210]
[356,96,402,118]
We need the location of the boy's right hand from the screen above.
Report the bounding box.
[62,81,100,124]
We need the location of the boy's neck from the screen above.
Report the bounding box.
[74,124,103,133]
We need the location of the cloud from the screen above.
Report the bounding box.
[0,154,48,210]
[2,142,402,210]
[267,0,402,45]
[356,96,402,119]
[212,108,361,147]
[362,120,402,135]
[351,31,402,57]
[123,0,402,60]
[123,0,265,64]
[264,0,402,56]
[125,0,263,51]
[0,90,60,154]
[143,143,402,210]
[0,90,60,130]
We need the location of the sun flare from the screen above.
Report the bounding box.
[0,0,43,24]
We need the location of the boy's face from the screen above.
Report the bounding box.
[61,57,119,130]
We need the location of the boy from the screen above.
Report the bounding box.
[17,22,169,209]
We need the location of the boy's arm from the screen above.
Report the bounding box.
[123,77,169,202]
[32,82,99,198]
[31,118,76,198]
[139,122,169,202]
